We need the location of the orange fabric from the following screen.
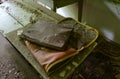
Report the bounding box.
[25,40,77,72]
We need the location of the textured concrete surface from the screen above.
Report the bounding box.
[0,33,40,79]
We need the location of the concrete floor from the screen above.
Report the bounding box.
[0,33,40,79]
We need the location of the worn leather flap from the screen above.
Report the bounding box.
[21,20,73,50]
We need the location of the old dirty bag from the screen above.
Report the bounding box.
[20,18,98,79]
[21,20,73,50]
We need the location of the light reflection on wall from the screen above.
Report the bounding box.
[37,1,51,10]
[101,29,115,40]
[105,1,120,20]
[57,2,78,20]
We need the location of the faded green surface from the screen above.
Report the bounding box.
[0,1,38,26]
[0,8,22,34]
[13,0,64,21]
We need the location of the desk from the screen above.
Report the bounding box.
[0,0,97,79]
